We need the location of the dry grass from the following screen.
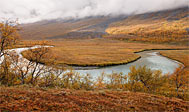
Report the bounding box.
[7,40,51,49]
[160,50,189,74]
[0,86,188,111]
[49,39,140,66]
[22,38,188,67]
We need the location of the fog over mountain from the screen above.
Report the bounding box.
[0,0,188,23]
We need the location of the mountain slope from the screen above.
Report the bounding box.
[20,16,127,40]
[20,7,189,41]
[106,7,189,44]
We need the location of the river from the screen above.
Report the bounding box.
[74,50,181,79]
[0,46,182,80]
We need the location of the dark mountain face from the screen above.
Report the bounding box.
[20,7,188,40]
[20,15,128,40]
[139,7,188,21]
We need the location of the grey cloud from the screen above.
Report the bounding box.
[0,0,188,23]
[30,10,40,17]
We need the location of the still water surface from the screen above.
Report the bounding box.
[74,51,180,79]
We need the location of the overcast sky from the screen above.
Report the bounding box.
[0,0,188,23]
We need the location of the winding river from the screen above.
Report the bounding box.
[0,46,182,80]
[74,51,181,79]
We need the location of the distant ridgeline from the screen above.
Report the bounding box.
[20,6,188,44]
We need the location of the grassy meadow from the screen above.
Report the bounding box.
[21,38,188,67]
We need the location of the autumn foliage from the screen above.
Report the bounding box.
[105,8,189,44]
[0,20,189,111]
[1,86,189,111]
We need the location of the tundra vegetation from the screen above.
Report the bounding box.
[0,20,189,111]
[105,9,189,45]
[106,19,189,43]
[22,38,187,67]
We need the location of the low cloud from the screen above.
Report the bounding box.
[0,0,188,23]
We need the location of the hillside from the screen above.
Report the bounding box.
[20,7,188,42]
[106,7,189,44]
[1,86,188,111]
[20,16,127,40]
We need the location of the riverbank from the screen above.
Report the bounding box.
[21,38,188,67]
[159,50,189,74]
[5,45,182,78]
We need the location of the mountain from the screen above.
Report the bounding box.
[20,16,127,40]
[106,7,189,43]
[20,7,188,40]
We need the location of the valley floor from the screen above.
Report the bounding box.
[0,86,188,111]
[22,38,188,67]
